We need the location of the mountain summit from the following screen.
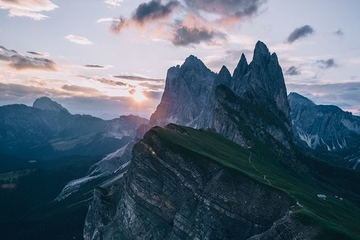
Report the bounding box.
[33,96,69,113]
[150,41,292,149]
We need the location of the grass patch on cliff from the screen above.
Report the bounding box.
[151,124,360,240]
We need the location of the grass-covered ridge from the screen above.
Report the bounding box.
[150,124,360,240]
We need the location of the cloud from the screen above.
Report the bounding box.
[139,82,164,91]
[143,90,162,100]
[171,26,215,46]
[184,0,265,19]
[113,75,164,82]
[0,0,58,20]
[110,17,127,34]
[61,84,101,95]
[27,51,44,56]
[286,25,314,44]
[77,75,129,87]
[132,0,180,24]
[104,0,124,7]
[333,28,344,37]
[285,66,301,76]
[109,0,265,46]
[0,45,57,71]
[316,59,338,69]
[109,0,179,34]
[170,13,225,46]
[84,64,105,69]
[65,34,93,45]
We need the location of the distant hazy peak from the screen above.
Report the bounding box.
[33,96,69,113]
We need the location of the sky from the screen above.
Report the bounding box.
[0,0,359,119]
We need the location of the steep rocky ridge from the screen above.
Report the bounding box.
[289,92,360,170]
[84,125,317,240]
[85,124,360,239]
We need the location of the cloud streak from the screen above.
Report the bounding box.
[84,64,105,69]
[184,0,265,19]
[77,75,129,87]
[113,75,164,82]
[65,34,93,45]
[286,25,314,44]
[0,46,56,71]
[0,0,58,20]
[104,0,124,7]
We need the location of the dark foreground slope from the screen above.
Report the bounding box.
[84,124,360,240]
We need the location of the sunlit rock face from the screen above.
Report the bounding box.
[149,55,215,127]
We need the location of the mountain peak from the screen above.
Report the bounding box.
[214,65,232,87]
[181,55,208,72]
[33,97,69,113]
[252,40,270,66]
[233,53,248,82]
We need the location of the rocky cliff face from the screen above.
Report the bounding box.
[84,125,315,240]
[289,92,360,170]
[150,41,292,150]
[149,55,215,126]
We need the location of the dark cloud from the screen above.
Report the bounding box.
[286,25,314,44]
[27,51,44,56]
[184,0,266,18]
[316,59,338,69]
[172,26,216,46]
[333,28,344,37]
[133,0,180,24]
[0,45,56,71]
[113,75,164,82]
[84,64,105,69]
[285,66,301,76]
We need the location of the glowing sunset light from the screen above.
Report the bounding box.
[131,89,147,102]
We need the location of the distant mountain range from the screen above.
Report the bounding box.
[0,96,148,160]
[289,92,360,170]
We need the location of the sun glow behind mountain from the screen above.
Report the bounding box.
[131,89,147,102]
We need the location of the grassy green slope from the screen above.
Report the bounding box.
[151,125,360,240]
